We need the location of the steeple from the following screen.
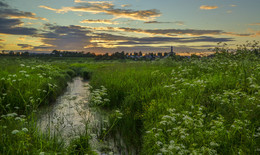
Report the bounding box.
[171,46,173,53]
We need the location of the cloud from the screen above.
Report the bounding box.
[89,26,253,38]
[144,21,172,24]
[248,28,260,37]
[93,27,224,36]
[121,4,132,8]
[37,24,93,50]
[80,19,119,25]
[0,1,8,7]
[39,1,161,21]
[0,44,4,49]
[113,36,233,45]
[0,1,46,20]
[17,44,33,49]
[200,5,218,10]
[0,17,38,35]
[223,32,252,37]
[0,38,5,49]
[32,24,234,51]
[226,10,232,14]
[144,21,184,25]
[249,23,260,26]
[74,0,111,4]
[39,5,60,12]
[33,45,55,50]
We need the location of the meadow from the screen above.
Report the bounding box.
[0,44,259,154]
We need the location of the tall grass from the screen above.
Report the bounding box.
[0,57,89,154]
[89,57,260,154]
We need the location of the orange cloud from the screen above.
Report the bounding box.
[248,29,260,37]
[121,4,131,8]
[39,5,60,12]
[39,2,161,21]
[200,5,218,10]
[80,19,119,25]
[249,23,260,26]
[8,15,47,20]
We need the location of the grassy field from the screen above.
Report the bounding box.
[90,58,260,154]
[0,45,260,154]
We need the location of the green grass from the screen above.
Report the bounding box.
[0,46,259,154]
[0,57,93,154]
[89,58,260,154]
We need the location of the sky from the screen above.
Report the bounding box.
[0,0,259,54]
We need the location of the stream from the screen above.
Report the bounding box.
[37,77,132,154]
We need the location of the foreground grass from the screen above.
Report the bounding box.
[0,57,95,154]
[1,47,259,154]
[90,57,260,154]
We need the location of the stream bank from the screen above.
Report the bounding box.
[37,77,133,154]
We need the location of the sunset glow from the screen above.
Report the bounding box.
[0,0,259,54]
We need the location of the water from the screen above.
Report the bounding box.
[37,77,133,154]
[37,77,90,142]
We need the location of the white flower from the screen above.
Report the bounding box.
[22,128,28,132]
[156,141,163,146]
[11,130,19,135]
[210,142,219,147]
[7,113,18,117]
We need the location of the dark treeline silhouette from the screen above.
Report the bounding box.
[1,42,259,60]
[0,49,179,60]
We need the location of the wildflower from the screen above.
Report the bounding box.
[11,130,19,135]
[20,64,25,67]
[157,129,163,132]
[15,117,21,121]
[155,133,159,137]
[20,115,26,118]
[104,98,110,102]
[39,152,45,155]
[22,128,28,132]
[160,148,168,153]
[7,113,18,117]
[156,141,163,146]
[210,142,219,147]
